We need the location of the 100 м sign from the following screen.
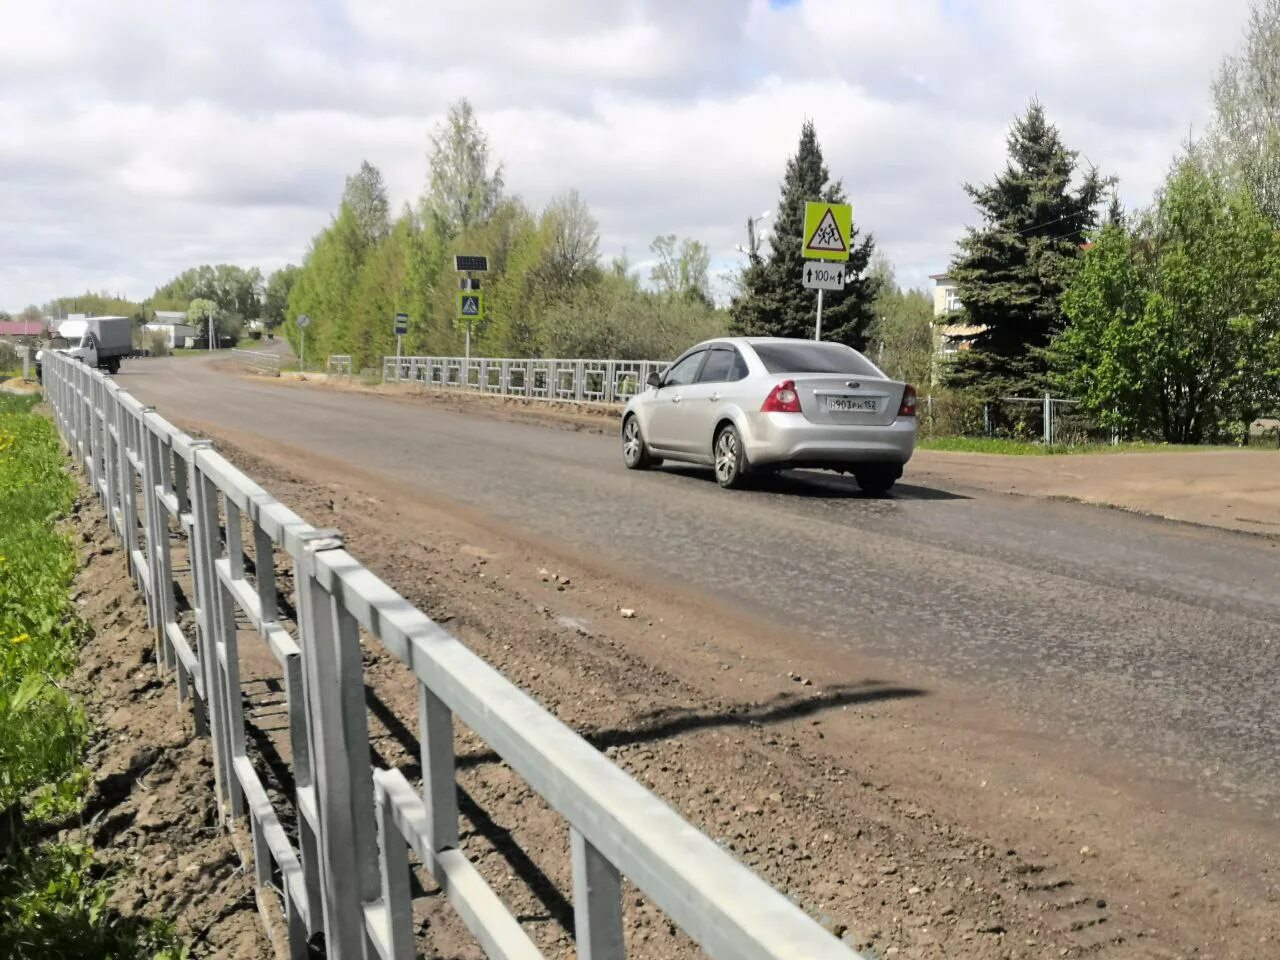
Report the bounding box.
[801,262,846,291]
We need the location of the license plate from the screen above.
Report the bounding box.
[827,396,877,413]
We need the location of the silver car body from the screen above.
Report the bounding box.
[622,337,916,474]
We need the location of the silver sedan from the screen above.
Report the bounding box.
[621,337,917,493]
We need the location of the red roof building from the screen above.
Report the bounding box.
[0,320,48,338]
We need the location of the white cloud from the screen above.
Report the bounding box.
[0,0,1257,310]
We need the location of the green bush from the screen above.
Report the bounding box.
[917,389,986,440]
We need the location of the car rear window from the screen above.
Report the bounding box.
[751,342,881,376]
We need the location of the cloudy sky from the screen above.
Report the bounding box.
[0,0,1257,311]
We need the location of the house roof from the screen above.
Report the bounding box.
[929,273,954,282]
[0,321,48,336]
[153,310,188,321]
[143,320,196,329]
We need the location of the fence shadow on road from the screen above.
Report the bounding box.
[359,678,924,940]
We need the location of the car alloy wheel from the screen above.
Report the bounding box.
[622,416,650,469]
[714,425,744,488]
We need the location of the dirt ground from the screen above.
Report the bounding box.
[913,448,1280,538]
[169,426,1277,960]
[64,489,270,958]
[272,375,1280,539]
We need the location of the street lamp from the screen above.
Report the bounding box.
[746,210,771,260]
[737,209,773,261]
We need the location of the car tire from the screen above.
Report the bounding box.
[622,415,658,470]
[714,424,747,489]
[854,465,899,496]
[104,358,120,375]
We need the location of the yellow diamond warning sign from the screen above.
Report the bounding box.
[802,202,852,262]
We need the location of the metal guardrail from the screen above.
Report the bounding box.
[383,356,670,405]
[231,348,282,374]
[42,349,865,960]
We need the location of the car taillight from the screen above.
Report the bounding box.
[898,384,917,418]
[761,379,802,413]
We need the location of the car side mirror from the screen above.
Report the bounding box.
[646,372,663,389]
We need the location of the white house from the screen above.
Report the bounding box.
[930,273,985,356]
[143,311,199,349]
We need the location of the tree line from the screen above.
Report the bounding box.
[280,101,734,370]
[941,0,1280,443]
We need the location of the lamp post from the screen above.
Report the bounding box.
[735,210,772,261]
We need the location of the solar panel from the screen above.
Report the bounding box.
[454,254,489,273]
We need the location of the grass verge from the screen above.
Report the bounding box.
[0,393,184,959]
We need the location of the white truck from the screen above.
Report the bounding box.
[35,315,133,378]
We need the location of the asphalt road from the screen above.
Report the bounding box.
[118,358,1280,825]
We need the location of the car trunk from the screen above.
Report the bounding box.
[791,374,903,427]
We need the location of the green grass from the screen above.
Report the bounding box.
[0,393,185,959]
[0,395,82,809]
[918,436,1252,455]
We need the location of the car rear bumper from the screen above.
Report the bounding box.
[743,413,916,467]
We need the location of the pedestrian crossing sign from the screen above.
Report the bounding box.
[457,292,483,320]
[803,202,852,262]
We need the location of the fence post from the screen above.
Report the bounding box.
[190,450,237,815]
[419,683,459,855]
[296,538,380,960]
[1043,392,1052,445]
[571,827,625,960]
[374,782,415,960]
[983,402,991,437]
[142,421,177,675]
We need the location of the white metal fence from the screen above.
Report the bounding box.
[383,356,670,405]
[328,354,354,378]
[42,350,865,960]
[231,348,283,374]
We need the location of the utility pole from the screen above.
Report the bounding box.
[815,289,823,341]
[207,309,214,352]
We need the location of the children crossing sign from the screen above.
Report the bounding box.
[457,292,483,319]
[802,201,853,262]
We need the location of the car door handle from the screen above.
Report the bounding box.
[672,395,682,403]
[709,393,720,401]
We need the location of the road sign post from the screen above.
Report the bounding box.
[457,289,483,366]
[296,313,311,371]
[394,312,408,364]
[454,256,489,369]
[802,202,853,340]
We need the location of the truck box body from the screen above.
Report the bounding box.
[56,316,132,358]
[37,314,134,376]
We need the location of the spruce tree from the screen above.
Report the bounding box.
[730,121,878,348]
[947,101,1106,395]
